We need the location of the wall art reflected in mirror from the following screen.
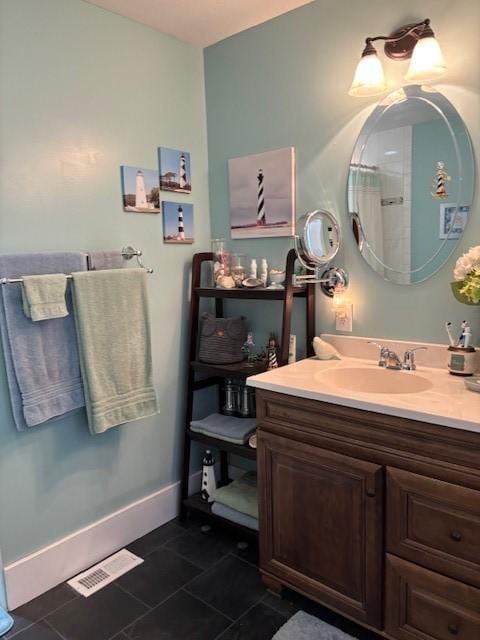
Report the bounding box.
[348,85,475,284]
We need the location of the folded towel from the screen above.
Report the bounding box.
[0,252,87,430]
[0,606,14,636]
[71,268,158,434]
[210,471,258,519]
[21,274,68,321]
[87,251,124,271]
[190,413,256,445]
[211,502,259,531]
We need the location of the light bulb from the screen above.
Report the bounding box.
[405,36,446,82]
[348,52,387,97]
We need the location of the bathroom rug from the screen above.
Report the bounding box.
[272,611,355,640]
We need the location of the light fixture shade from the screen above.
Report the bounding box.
[348,53,387,97]
[405,36,446,82]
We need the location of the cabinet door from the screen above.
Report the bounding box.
[257,430,384,627]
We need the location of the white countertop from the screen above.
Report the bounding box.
[248,356,480,434]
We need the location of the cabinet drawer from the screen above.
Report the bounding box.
[387,468,480,586]
[386,555,480,640]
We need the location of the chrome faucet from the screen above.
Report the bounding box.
[368,342,428,371]
[402,346,427,371]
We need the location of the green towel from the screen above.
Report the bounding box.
[21,274,68,321]
[71,268,158,434]
[210,471,258,519]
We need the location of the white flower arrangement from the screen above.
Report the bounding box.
[453,246,480,304]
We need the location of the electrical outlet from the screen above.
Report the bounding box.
[335,302,353,332]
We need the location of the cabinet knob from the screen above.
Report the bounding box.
[366,488,376,497]
[447,623,459,635]
[450,531,462,542]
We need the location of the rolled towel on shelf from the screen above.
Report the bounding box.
[190,413,256,445]
[71,268,158,434]
[21,273,68,321]
[210,470,258,519]
[211,502,258,531]
[0,252,87,430]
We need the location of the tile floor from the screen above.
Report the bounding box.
[5,515,382,640]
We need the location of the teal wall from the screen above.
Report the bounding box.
[411,117,474,282]
[0,0,211,564]
[204,0,480,345]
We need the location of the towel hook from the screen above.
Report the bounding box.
[121,246,154,273]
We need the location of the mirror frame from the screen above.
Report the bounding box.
[348,84,475,284]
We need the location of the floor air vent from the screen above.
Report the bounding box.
[67,549,143,597]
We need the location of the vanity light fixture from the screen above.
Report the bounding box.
[348,18,446,97]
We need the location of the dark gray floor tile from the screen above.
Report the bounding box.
[8,584,78,636]
[5,620,62,640]
[186,555,266,619]
[262,592,300,619]
[164,525,235,570]
[116,547,201,607]
[127,521,184,557]
[216,603,286,640]
[46,584,146,640]
[233,539,259,566]
[125,590,230,640]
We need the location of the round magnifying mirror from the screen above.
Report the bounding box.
[296,209,340,266]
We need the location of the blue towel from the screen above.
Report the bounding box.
[0,252,87,430]
[0,606,13,636]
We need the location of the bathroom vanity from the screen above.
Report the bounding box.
[249,342,480,640]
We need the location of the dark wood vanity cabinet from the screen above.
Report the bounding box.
[257,431,383,626]
[256,389,480,640]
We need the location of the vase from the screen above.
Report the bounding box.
[450,281,478,305]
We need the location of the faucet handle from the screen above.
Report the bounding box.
[403,346,427,370]
[368,341,388,367]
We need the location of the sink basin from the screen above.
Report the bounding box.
[317,367,433,394]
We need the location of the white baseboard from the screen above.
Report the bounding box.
[4,471,202,610]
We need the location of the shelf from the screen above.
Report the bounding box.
[188,429,257,460]
[191,360,267,379]
[183,493,258,537]
[195,287,307,300]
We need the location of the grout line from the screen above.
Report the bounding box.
[103,547,237,640]
[227,549,259,569]
[181,589,234,623]
[113,582,153,612]
[211,594,275,640]
[7,591,80,639]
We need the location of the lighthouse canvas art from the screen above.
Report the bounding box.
[228,147,295,239]
[158,147,192,193]
[121,166,160,213]
[162,201,194,244]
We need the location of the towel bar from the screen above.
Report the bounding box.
[0,246,153,284]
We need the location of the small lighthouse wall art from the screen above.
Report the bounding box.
[120,166,160,213]
[162,201,194,244]
[228,147,295,239]
[158,147,192,193]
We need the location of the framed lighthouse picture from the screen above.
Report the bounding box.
[120,166,160,213]
[158,147,192,193]
[228,147,295,239]
[162,201,194,244]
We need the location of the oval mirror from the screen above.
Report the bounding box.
[296,209,340,266]
[348,85,475,284]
